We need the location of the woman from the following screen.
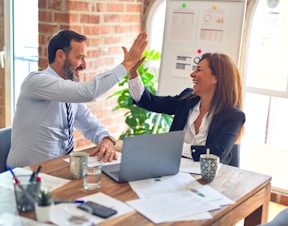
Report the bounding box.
[128,52,245,166]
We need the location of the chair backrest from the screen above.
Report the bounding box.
[0,127,12,173]
[229,144,240,167]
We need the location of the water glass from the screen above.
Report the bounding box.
[83,162,102,190]
[65,203,92,226]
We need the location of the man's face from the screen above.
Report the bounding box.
[62,40,87,82]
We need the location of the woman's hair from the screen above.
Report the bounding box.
[203,52,243,114]
[48,29,87,64]
[185,52,243,114]
[185,52,244,142]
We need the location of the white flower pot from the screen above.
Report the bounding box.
[35,204,53,222]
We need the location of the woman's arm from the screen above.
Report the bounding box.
[191,109,245,164]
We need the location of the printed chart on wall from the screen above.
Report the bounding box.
[158,0,247,96]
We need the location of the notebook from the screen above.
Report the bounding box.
[102,130,185,183]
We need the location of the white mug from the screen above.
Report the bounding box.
[69,152,88,179]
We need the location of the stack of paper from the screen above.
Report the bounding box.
[127,172,234,224]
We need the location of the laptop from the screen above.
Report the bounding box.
[102,130,185,183]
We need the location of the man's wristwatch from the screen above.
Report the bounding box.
[103,135,116,146]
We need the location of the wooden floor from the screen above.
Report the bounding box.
[267,202,287,221]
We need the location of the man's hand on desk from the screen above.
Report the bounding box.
[89,138,118,162]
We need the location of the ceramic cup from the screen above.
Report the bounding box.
[200,154,219,182]
[69,152,88,179]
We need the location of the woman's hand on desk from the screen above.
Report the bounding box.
[89,139,118,162]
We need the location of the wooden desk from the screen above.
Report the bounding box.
[21,150,271,226]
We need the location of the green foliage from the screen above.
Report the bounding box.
[109,50,173,140]
[37,189,52,207]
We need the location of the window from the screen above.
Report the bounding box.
[241,0,288,192]
[145,0,166,74]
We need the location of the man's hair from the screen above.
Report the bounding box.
[48,29,87,64]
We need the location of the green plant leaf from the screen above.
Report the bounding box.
[108,50,173,140]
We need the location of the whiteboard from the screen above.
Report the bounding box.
[157,0,247,96]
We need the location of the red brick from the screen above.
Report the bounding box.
[39,11,53,22]
[66,1,90,11]
[80,15,100,24]
[107,3,124,12]
[126,4,142,13]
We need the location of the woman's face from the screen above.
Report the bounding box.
[190,59,217,97]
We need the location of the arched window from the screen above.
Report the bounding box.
[145,0,166,74]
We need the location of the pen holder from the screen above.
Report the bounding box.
[13,175,41,212]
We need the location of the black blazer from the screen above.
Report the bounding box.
[134,88,246,166]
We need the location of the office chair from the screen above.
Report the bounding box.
[229,144,240,167]
[258,208,288,226]
[0,127,12,173]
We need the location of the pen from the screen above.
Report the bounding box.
[29,165,42,182]
[35,165,42,182]
[7,165,20,184]
[54,200,85,205]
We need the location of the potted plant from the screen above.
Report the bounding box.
[108,50,173,139]
[35,189,53,222]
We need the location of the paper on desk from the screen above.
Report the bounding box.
[0,212,51,226]
[129,172,234,206]
[0,167,70,191]
[188,182,235,206]
[129,172,196,199]
[180,157,222,174]
[51,192,134,226]
[127,191,216,224]
[63,152,122,167]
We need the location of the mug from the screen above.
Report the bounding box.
[200,154,219,182]
[69,152,88,179]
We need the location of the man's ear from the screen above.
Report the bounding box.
[56,49,65,60]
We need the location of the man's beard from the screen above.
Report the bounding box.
[62,59,79,82]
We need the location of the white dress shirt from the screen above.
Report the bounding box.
[7,64,127,167]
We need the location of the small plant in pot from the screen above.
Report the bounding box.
[37,189,52,206]
[35,189,53,222]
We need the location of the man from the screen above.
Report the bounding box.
[7,29,147,168]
